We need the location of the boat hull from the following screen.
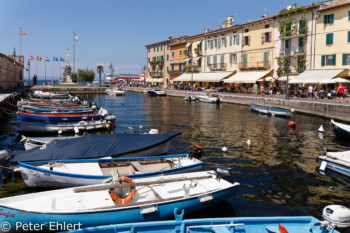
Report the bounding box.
[66,216,329,233]
[331,119,350,140]
[17,121,108,133]
[250,103,293,117]
[319,155,350,177]
[17,112,102,122]
[197,96,221,104]
[0,184,238,232]
[19,155,204,188]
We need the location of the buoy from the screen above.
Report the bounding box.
[149,129,159,134]
[139,125,143,129]
[318,125,324,132]
[105,123,110,129]
[222,146,228,152]
[74,126,79,134]
[247,139,251,146]
[58,129,63,135]
[288,121,296,128]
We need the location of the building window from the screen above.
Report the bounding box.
[299,19,306,34]
[172,51,174,58]
[179,64,182,70]
[207,56,211,65]
[245,28,249,33]
[148,48,150,53]
[179,50,182,56]
[160,55,164,61]
[160,45,163,51]
[221,37,226,47]
[322,54,336,66]
[210,40,214,49]
[326,33,334,45]
[285,22,292,36]
[261,32,271,44]
[298,37,304,53]
[243,36,250,46]
[233,35,239,45]
[230,54,237,64]
[167,43,169,50]
[198,58,202,68]
[348,11,350,20]
[324,14,334,25]
[348,31,350,43]
[171,64,174,71]
[153,46,155,52]
[148,57,150,62]
[342,54,350,65]
[167,54,169,61]
[265,24,270,29]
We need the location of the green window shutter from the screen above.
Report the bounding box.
[324,15,327,24]
[167,54,169,61]
[264,52,269,62]
[230,54,232,63]
[205,40,207,50]
[218,38,221,48]
[230,35,232,46]
[330,14,334,24]
[207,56,210,65]
[213,55,217,64]
[348,11,350,20]
[326,33,333,45]
[237,35,239,45]
[261,33,265,44]
[248,36,250,46]
[333,54,336,65]
[220,54,224,63]
[330,33,334,44]
[348,31,350,42]
[343,54,348,65]
[321,55,325,66]
[154,46,155,52]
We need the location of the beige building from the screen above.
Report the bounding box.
[0,53,24,91]
[145,39,171,86]
[315,1,350,72]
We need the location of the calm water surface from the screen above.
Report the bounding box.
[1,92,350,220]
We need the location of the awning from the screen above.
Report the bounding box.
[258,77,275,82]
[194,56,201,61]
[185,58,191,62]
[224,70,274,83]
[185,43,192,48]
[320,77,350,84]
[149,78,163,83]
[289,69,349,84]
[170,60,186,64]
[173,71,236,83]
[277,76,297,82]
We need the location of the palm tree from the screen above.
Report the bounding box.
[96,65,104,85]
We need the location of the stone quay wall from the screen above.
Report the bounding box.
[0,54,24,91]
[124,87,350,122]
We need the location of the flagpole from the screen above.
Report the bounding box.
[52,58,54,86]
[60,61,62,79]
[73,31,75,73]
[20,27,22,55]
[45,59,46,82]
[36,56,38,77]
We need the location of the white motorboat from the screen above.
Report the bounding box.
[197,94,221,104]
[19,154,204,188]
[106,88,125,96]
[21,135,81,150]
[148,89,166,96]
[0,171,240,231]
[319,150,350,177]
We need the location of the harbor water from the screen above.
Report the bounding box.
[1,92,350,220]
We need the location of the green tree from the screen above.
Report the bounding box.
[96,65,104,85]
[71,72,78,83]
[77,68,95,85]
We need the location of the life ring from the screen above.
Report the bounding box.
[109,176,135,205]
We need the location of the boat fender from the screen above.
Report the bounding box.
[74,126,79,134]
[110,177,136,205]
[288,121,296,128]
[319,161,327,173]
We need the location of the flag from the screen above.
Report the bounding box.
[74,33,78,42]
[53,57,58,61]
[60,57,65,62]
[37,56,42,61]
[45,56,50,62]
[29,56,34,60]
[20,30,26,36]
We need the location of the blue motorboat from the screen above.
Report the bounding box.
[0,171,240,232]
[250,103,294,117]
[20,105,93,113]
[330,119,350,140]
[64,207,346,233]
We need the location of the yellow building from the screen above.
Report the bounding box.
[315,1,350,72]
[168,36,187,83]
[185,34,205,72]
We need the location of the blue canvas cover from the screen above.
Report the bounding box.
[10,132,181,163]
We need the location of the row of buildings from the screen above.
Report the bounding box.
[145,0,350,88]
[0,53,24,91]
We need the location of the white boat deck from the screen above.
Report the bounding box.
[38,162,104,176]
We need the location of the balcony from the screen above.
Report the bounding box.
[157,60,164,65]
[150,61,157,66]
[149,71,163,78]
[194,48,202,56]
[239,61,271,70]
[168,69,185,75]
[208,63,227,71]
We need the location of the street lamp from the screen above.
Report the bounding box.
[27,59,31,87]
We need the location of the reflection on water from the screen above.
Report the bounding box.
[1,92,350,219]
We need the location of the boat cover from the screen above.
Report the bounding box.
[10,132,181,163]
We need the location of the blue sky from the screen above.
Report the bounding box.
[0,0,320,80]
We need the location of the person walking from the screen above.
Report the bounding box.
[336,83,344,103]
[307,85,313,100]
[269,84,273,96]
[260,84,265,96]
[254,83,258,96]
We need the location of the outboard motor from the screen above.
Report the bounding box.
[105,114,116,122]
[0,150,10,164]
[315,205,350,232]
[189,142,203,159]
[91,102,98,111]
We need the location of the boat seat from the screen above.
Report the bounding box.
[131,161,147,173]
